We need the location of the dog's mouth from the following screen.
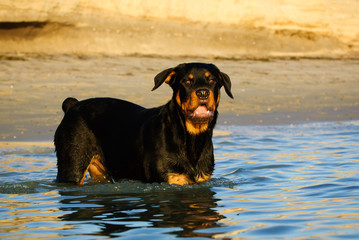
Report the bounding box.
[188,105,214,121]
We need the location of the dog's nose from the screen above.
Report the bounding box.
[196,89,210,100]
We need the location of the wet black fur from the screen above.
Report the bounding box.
[54,63,232,184]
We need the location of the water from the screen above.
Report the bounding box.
[0,121,358,239]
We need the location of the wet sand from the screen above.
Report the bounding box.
[0,55,358,141]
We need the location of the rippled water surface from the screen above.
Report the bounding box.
[1,121,358,239]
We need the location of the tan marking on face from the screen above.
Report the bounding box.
[168,173,194,185]
[181,91,209,135]
[176,90,217,135]
[188,73,194,79]
[185,120,209,135]
[187,91,199,111]
[165,71,176,83]
[207,90,216,112]
[176,91,197,113]
[205,72,210,78]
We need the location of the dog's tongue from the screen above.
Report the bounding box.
[195,105,208,114]
[194,105,213,118]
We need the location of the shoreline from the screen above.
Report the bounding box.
[1,117,358,143]
[0,55,358,141]
[219,105,359,126]
[1,111,358,142]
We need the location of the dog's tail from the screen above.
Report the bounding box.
[62,97,79,113]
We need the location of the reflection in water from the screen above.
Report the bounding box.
[59,186,224,238]
[0,191,71,239]
[1,121,359,239]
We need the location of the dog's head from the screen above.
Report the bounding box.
[152,63,233,135]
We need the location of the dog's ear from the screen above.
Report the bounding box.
[209,64,233,99]
[219,72,234,99]
[152,64,187,91]
[152,68,176,91]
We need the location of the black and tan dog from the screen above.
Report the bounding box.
[54,63,233,185]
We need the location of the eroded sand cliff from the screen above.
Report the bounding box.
[1,0,358,58]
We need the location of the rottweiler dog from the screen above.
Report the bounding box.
[54,63,233,185]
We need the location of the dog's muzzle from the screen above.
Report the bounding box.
[196,89,210,100]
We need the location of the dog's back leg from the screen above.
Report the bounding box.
[55,120,109,185]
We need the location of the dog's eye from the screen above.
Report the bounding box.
[184,80,192,86]
[209,79,215,84]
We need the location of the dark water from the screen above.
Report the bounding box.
[1,121,359,239]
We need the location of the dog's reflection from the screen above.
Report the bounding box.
[59,185,224,238]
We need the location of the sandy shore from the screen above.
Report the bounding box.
[0,55,358,141]
[1,1,359,58]
[1,1,359,141]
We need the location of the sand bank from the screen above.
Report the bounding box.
[1,0,359,58]
[0,55,358,140]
